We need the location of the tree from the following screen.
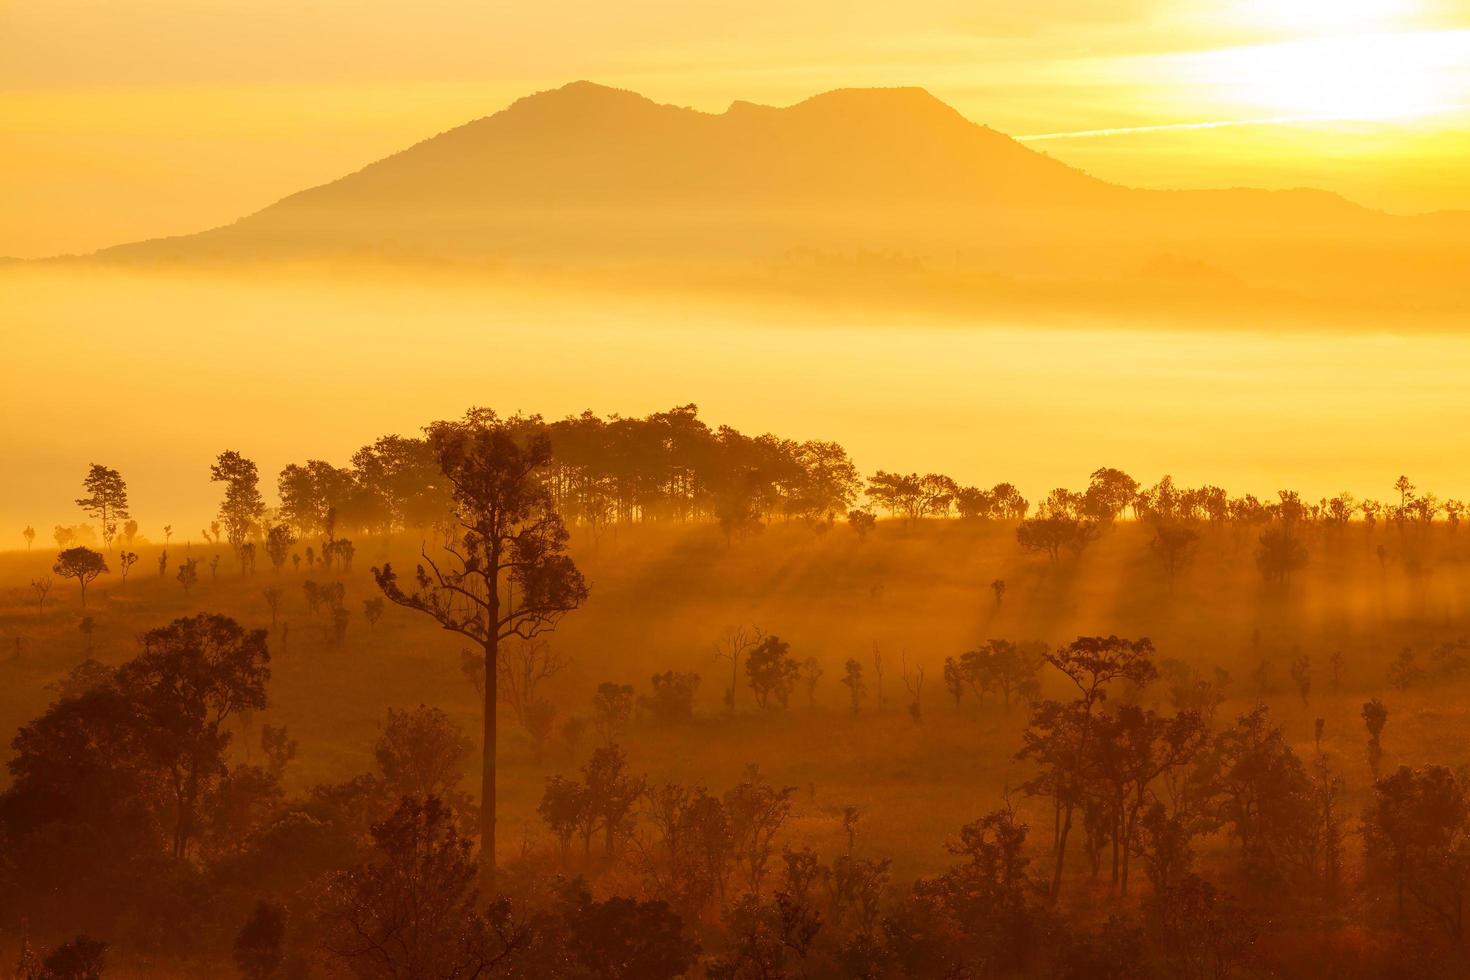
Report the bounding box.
[1016,514,1096,563]
[23,525,35,549]
[556,880,699,980]
[714,625,763,713]
[1363,698,1389,781]
[498,637,569,736]
[902,651,926,721]
[177,556,199,594]
[372,411,589,881]
[640,671,702,725]
[1255,526,1307,585]
[118,550,138,583]
[724,765,796,893]
[583,744,647,857]
[75,463,130,551]
[1290,654,1312,707]
[1085,467,1141,522]
[841,658,866,713]
[847,509,876,540]
[1149,522,1199,580]
[52,547,107,607]
[593,682,635,744]
[745,634,799,709]
[963,640,1045,711]
[233,900,287,980]
[31,576,51,616]
[36,936,109,980]
[319,796,533,980]
[1364,765,1470,939]
[374,705,474,803]
[122,613,270,859]
[1194,704,1315,888]
[363,596,384,630]
[211,450,267,567]
[265,524,296,573]
[1017,635,1158,902]
[263,587,283,629]
[799,657,822,708]
[1388,647,1425,690]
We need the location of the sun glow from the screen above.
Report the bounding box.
[1239,0,1417,35]
[1181,30,1470,121]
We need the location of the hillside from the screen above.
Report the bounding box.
[82,81,1470,317]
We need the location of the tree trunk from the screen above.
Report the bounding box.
[482,632,498,887]
[1051,803,1074,902]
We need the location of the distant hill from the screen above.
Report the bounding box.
[78,81,1470,318]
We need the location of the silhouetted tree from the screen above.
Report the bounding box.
[584,744,646,856]
[128,614,270,858]
[746,635,799,710]
[36,936,109,980]
[22,525,35,549]
[76,463,130,551]
[799,657,822,709]
[262,587,283,629]
[265,524,296,573]
[1388,647,1425,690]
[715,625,763,713]
[372,410,588,880]
[640,671,702,725]
[725,764,796,894]
[52,546,107,607]
[1364,764,1470,939]
[233,900,286,980]
[31,575,51,616]
[211,450,266,569]
[556,880,699,980]
[1290,653,1312,706]
[593,682,635,745]
[1364,698,1389,781]
[841,658,866,713]
[1018,635,1158,901]
[319,796,534,979]
[374,705,473,805]
[1255,525,1307,586]
[1149,522,1200,580]
[363,596,383,630]
[177,556,199,594]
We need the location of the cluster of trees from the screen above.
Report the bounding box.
[27,407,1470,610]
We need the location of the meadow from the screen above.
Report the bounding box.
[4,515,1464,911]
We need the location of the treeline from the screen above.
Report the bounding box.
[32,406,1470,553]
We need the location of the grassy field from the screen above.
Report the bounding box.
[3,517,1468,928]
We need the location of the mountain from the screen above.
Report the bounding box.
[83,82,1470,318]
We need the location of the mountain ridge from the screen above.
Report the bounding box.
[39,81,1470,317]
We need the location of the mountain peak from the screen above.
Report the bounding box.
[518,79,654,106]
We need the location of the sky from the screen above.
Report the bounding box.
[6,0,1470,538]
[4,0,1470,258]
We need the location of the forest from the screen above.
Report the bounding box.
[5,404,1470,979]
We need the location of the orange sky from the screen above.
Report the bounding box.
[4,0,1470,258]
[5,2,1470,538]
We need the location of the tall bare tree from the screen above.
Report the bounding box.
[372,411,588,882]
